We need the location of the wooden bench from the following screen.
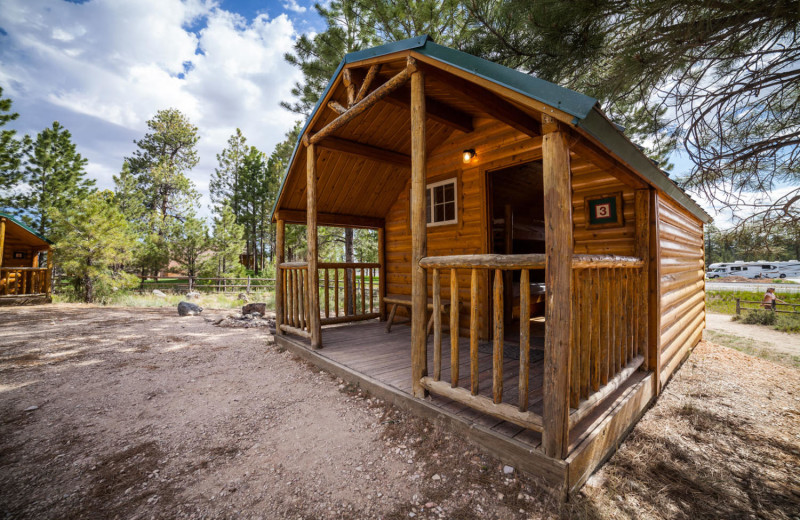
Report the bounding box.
[384,295,450,336]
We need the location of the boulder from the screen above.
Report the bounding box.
[185,291,201,300]
[178,301,203,316]
[242,303,266,316]
[152,289,167,298]
[238,293,249,302]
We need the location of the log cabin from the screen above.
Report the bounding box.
[0,212,53,305]
[270,36,710,494]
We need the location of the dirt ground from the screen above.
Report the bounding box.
[1,304,799,519]
[705,311,800,357]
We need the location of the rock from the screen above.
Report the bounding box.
[24,405,39,412]
[238,293,249,302]
[185,291,201,300]
[503,465,514,475]
[242,303,267,316]
[431,474,441,481]
[152,289,166,298]
[178,301,203,316]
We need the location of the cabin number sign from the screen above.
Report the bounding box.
[585,192,623,229]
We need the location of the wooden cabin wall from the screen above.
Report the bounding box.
[657,195,705,385]
[570,158,636,256]
[384,118,544,337]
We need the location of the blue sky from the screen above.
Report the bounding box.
[0,0,324,218]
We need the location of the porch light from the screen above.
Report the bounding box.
[462,149,476,163]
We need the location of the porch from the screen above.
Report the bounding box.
[275,318,653,492]
[0,213,53,306]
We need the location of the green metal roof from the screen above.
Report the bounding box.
[0,211,53,244]
[271,36,711,224]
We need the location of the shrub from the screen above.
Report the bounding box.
[740,310,777,326]
[775,314,800,333]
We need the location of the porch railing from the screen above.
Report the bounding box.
[1,267,51,296]
[419,254,547,432]
[318,262,381,325]
[278,262,311,338]
[418,253,648,437]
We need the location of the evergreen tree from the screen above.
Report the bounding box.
[126,108,200,232]
[0,87,27,211]
[209,128,247,217]
[469,0,800,224]
[207,204,245,279]
[19,121,95,236]
[170,215,209,278]
[113,161,147,228]
[49,191,137,303]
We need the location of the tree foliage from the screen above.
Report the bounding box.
[126,108,200,232]
[0,87,27,211]
[170,215,209,278]
[468,0,800,226]
[18,121,95,236]
[50,191,138,303]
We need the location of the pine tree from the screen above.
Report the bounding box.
[49,191,137,303]
[0,87,27,212]
[208,204,245,280]
[170,215,209,278]
[210,129,247,217]
[19,121,95,236]
[126,108,200,233]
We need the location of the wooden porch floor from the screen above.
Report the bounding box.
[278,320,649,458]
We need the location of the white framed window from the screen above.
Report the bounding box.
[424,178,457,227]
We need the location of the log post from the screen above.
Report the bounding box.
[275,219,286,335]
[0,217,5,270]
[46,247,53,300]
[648,191,662,395]
[378,227,386,320]
[634,190,650,364]
[307,144,322,348]
[410,68,428,398]
[542,120,573,459]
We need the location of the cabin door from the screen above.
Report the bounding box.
[487,161,547,335]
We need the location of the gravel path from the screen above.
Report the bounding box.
[704,311,800,357]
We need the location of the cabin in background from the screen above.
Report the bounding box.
[270,36,710,494]
[0,212,53,306]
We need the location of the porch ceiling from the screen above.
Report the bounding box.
[1,215,51,250]
[273,53,548,227]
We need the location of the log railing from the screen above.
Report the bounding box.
[568,255,645,427]
[277,262,311,338]
[419,254,547,433]
[318,262,381,325]
[417,253,648,436]
[0,267,50,296]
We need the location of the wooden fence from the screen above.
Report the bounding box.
[138,276,276,293]
[1,267,51,296]
[736,298,800,315]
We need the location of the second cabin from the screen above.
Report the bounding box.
[270,36,710,494]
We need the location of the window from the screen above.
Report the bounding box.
[425,178,457,226]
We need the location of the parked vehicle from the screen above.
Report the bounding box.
[707,260,800,279]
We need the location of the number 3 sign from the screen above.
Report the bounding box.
[585,192,623,229]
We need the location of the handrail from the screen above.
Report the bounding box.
[318,262,380,269]
[419,254,643,270]
[279,261,309,268]
[0,267,49,271]
[420,254,545,270]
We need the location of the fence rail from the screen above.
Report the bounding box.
[736,298,800,315]
[138,276,276,293]
[318,262,381,325]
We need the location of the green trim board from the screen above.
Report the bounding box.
[270,36,711,225]
[0,211,53,244]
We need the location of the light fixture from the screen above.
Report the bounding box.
[462,148,476,163]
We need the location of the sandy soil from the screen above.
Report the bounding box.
[1,304,798,519]
[705,311,800,357]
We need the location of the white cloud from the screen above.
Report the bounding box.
[0,0,304,219]
[283,0,308,14]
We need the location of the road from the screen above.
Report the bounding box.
[705,281,800,293]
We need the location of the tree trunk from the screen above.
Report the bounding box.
[84,258,94,303]
[345,228,354,315]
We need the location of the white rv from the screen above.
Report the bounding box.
[706,261,781,279]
